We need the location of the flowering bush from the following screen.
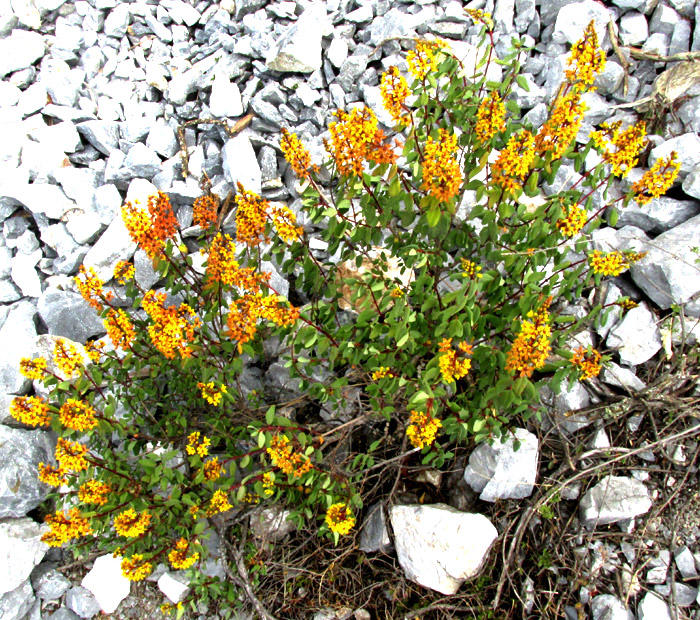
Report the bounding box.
[11,14,679,617]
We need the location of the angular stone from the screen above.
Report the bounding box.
[0,425,55,518]
[81,555,130,614]
[619,12,649,46]
[0,579,34,620]
[637,592,672,620]
[161,0,201,26]
[158,572,189,604]
[0,300,37,399]
[32,565,72,601]
[601,362,646,392]
[251,506,296,542]
[11,250,42,298]
[103,4,131,38]
[3,184,76,221]
[553,1,612,48]
[326,38,349,69]
[222,134,261,194]
[0,30,46,78]
[579,475,652,527]
[77,121,121,155]
[38,289,105,343]
[463,428,538,501]
[591,594,631,620]
[606,303,662,366]
[613,196,700,233]
[83,211,137,283]
[367,8,417,46]
[266,3,326,73]
[0,519,48,597]
[123,143,162,178]
[209,72,243,118]
[629,213,700,316]
[359,503,392,553]
[65,586,101,619]
[390,504,497,595]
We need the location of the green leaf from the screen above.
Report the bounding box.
[426,207,441,228]
[515,74,530,91]
[265,406,275,425]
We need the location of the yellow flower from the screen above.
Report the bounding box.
[121,192,178,259]
[371,367,395,381]
[406,410,442,449]
[192,193,219,229]
[262,472,275,497]
[197,382,227,406]
[588,250,627,276]
[505,297,552,378]
[226,292,299,353]
[535,90,586,160]
[142,290,201,360]
[53,339,83,378]
[75,265,112,312]
[325,503,355,535]
[407,40,440,81]
[113,261,135,285]
[438,341,472,384]
[464,8,494,30]
[461,259,482,279]
[492,130,535,192]
[421,129,462,203]
[271,204,303,244]
[186,431,211,458]
[571,347,602,380]
[38,462,68,487]
[565,20,606,87]
[104,309,135,350]
[42,508,92,547]
[203,457,222,481]
[58,399,98,431]
[266,434,312,478]
[206,489,232,516]
[235,183,270,247]
[280,129,318,180]
[10,396,51,427]
[631,152,681,205]
[475,91,506,144]
[556,204,587,237]
[380,66,411,125]
[19,357,47,380]
[168,538,200,570]
[591,121,647,177]
[84,339,106,364]
[55,438,89,472]
[78,480,111,505]
[114,509,152,537]
[121,555,153,581]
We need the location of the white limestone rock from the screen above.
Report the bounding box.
[81,555,130,614]
[0,30,46,78]
[266,3,327,73]
[390,504,497,595]
[579,475,652,527]
[606,303,662,366]
[0,519,48,597]
[222,133,261,195]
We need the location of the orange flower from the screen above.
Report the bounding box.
[421,129,462,202]
[505,297,552,378]
[475,91,506,144]
[121,192,178,258]
[380,66,411,125]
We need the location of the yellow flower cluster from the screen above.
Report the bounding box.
[493,130,535,192]
[262,472,275,496]
[205,489,232,516]
[266,434,313,478]
[325,502,355,535]
[505,297,552,378]
[556,204,587,237]
[78,480,111,505]
[121,555,153,581]
[42,508,92,547]
[438,338,473,384]
[38,462,68,487]
[205,232,269,291]
[565,21,606,87]
[19,356,47,380]
[475,91,506,144]
[422,129,462,202]
[280,129,317,180]
[197,382,227,406]
[464,8,494,30]
[535,91,586,160]
[114,509,152,537]
[55,438,89,472]
[121,192,178,259]
[186,431,211,458]
[380,66,411,125]
[113,261,135,285]
[226,292,299,353]
[142,290,201,360]
[591,121,647,177]
[235,183,270,246]
[75,265,112,312]
[390,286,404,298]
[10,396,51,427]
[203,458,222,481]
[59,399,98,431]
[168,538,200,570]
[631,152,681,205]
[461,259,483,279]
[104,309,136,350]
[85,339,106,364]
[192,193,219,229]
[53,339,83,378]
[616,298,638,311]
[371,367,395,381]
[588,250,644,276]
[406,409,442,449]
[407,40,440,81]
[571,347,602,380]
[325,107,396,177]
[271,204,303,244]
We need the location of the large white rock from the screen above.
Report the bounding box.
[81,555,130,614]
[0,519,48,596]
[0,30,46,77]
[463,428,538,502]
[606,303,662,366]
[579,475,651,527]
[266,3,327,73]
[637,592,672,620]
[390,504,497,595]
[158,572,189,603]
[553,1,612,49]
[222,133,261,195]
